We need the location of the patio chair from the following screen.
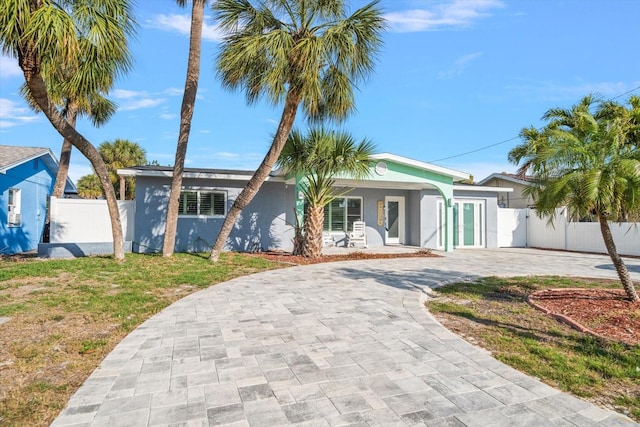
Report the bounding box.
[323,232,336,247]
[348,221,368,248]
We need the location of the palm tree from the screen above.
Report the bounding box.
[162,0,207,257]
[277,127,375,257]
[509,95,640,302]
[0,0,136,261]
[77,174,103,199]
[19,56,119,199]
[98,139,147,200]
[208,0,384,261]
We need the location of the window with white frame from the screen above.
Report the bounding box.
[178,190,226,216]
[323,197,362,232]
[7,188,22,226]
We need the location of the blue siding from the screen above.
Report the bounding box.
[0,158,55,254]
[132,177,295,253]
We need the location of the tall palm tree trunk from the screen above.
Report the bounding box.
[21,58,125,260]
[163,0,205,257]
[302,204,324,258]
[292,208,304,255]
[598,213,639,302]
[119,176,126,200]
[52,105,77,198]
[209,90,300,261]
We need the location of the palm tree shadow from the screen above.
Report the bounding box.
[596,263,640,274]
[334,265,482,293]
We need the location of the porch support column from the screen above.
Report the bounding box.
[441,185,455,252]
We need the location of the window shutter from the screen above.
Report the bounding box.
[200,193,214,215]
[330,199,344,232]
[213,193,225,215]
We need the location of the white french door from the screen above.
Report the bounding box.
[385,196,405,244]
[453,200,485,248]
[438,199,485,249]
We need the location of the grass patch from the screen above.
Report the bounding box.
[0,252,284,426]
[427,276,640,421]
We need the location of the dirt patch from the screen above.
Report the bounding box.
[246,249,438,265]
[528,288,640,346]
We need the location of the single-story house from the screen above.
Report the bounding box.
[477,173,533,209]
[0,145,76,255]
[118,153,512,254]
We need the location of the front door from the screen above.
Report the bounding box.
[385,196,404,244]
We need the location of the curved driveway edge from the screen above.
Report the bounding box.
[52,249,640,426]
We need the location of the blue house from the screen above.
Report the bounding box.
[0,145,75,255]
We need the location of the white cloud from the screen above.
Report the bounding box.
[148,14,224,42]
[0,54,22,78]
[504,79,640,103]
[68,162,94,185]
[112,89,142,99]
[0,98,39,128]
[215,152,239,159]
[385,0,504,32]
[439,51,483,79]
[113,89,165,111]
[119,98,165,111]
[164,87,183,96]
[160,112,177,120]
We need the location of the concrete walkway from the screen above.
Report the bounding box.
[52,249,640,426]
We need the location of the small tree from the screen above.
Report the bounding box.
[208,0,384,261]
[277,128,375,257]
[77,174,103,199]
[98,139,147,200]
[509,95,640,302]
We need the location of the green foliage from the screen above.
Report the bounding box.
[76,174,103,199]
[213,0,385,122]
[509,95,640,223]
[278,127,376,206]
[98,138,147,199]
[509,95,640,300]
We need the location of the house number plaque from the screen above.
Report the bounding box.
[377,200,384,226]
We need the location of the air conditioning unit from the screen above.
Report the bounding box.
[8,209,20,226]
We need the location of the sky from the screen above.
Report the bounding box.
[1,0,639,184]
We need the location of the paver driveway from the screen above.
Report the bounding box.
[52,249,640,426]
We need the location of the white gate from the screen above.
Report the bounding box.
[498,208,527,247]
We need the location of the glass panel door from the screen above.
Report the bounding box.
[388,201,399,239]
[463,203,475,246]
[385,196,404,244]
[453,200,485,248]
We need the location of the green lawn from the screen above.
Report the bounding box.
[427,276,640,421]
[0,252,284,426]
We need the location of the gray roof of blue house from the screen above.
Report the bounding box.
[0,145,54,172]
[0,145,77,192]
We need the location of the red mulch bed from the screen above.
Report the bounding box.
[529,288,640,346]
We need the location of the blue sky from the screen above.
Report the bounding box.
[1,0,639,184]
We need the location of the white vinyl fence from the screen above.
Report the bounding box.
[49,197,134,243]
[499,207,640,256]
